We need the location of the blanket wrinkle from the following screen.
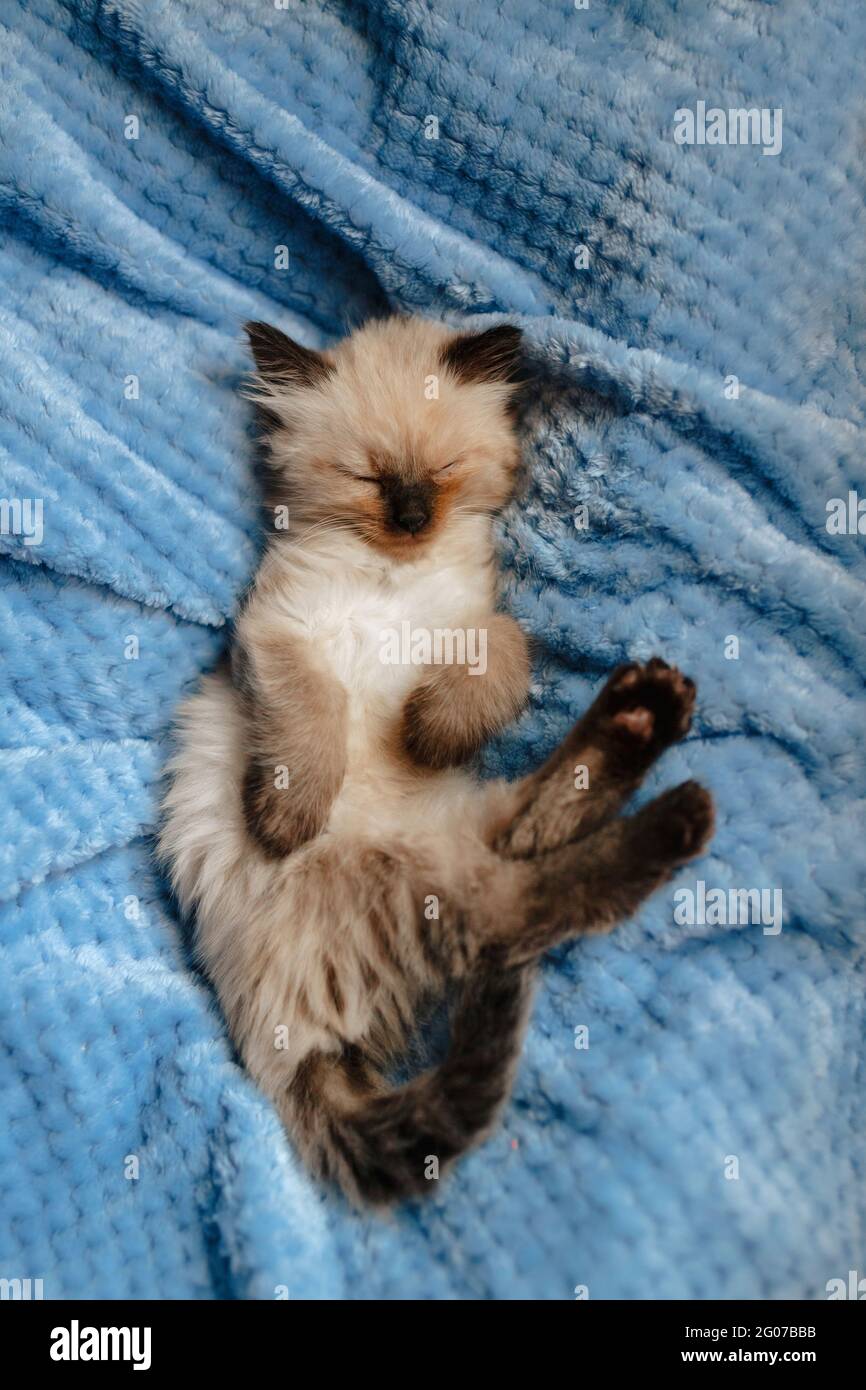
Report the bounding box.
[0,0,864,1300]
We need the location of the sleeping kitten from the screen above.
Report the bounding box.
[159,315,714,1206]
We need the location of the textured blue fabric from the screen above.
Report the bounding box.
[1,0,864,1300]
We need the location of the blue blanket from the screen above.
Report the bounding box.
[1,0,863,1300]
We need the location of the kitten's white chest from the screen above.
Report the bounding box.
[305,565,465,706]
[270,528,496,791]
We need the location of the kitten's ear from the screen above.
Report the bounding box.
[244,321,333,388]
[440,324,523,386]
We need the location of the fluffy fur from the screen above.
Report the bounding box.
[160,316,714,1206]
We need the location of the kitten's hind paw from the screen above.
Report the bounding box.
[636,779,715,864]
[602,657,696,753]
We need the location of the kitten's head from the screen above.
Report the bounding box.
[244,315,525,557]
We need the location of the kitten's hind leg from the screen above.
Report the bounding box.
[490,658,696,858]
[496,779,715,966]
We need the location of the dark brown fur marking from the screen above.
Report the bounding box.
[325,958,345,1017]
[287,961,536,1206]
[245,321,335,389]
[495,658,697,859]
[359,956,380,994]
[440,324,524,386]
[367,902,403,980]
[504,780,715,965]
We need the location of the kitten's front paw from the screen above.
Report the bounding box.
[242,762,325,857]
[401,672,480,769]
[601,657,696,751]
[401,616,529,770]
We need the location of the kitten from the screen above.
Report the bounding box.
[159,315,714,1207]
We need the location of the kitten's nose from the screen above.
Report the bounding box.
[394,503,429,534]
[387,483,431,535]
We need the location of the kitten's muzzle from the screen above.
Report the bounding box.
[383,480,432,535]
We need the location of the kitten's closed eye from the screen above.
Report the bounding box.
[350,460,458,485]
[331,464,380,485]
